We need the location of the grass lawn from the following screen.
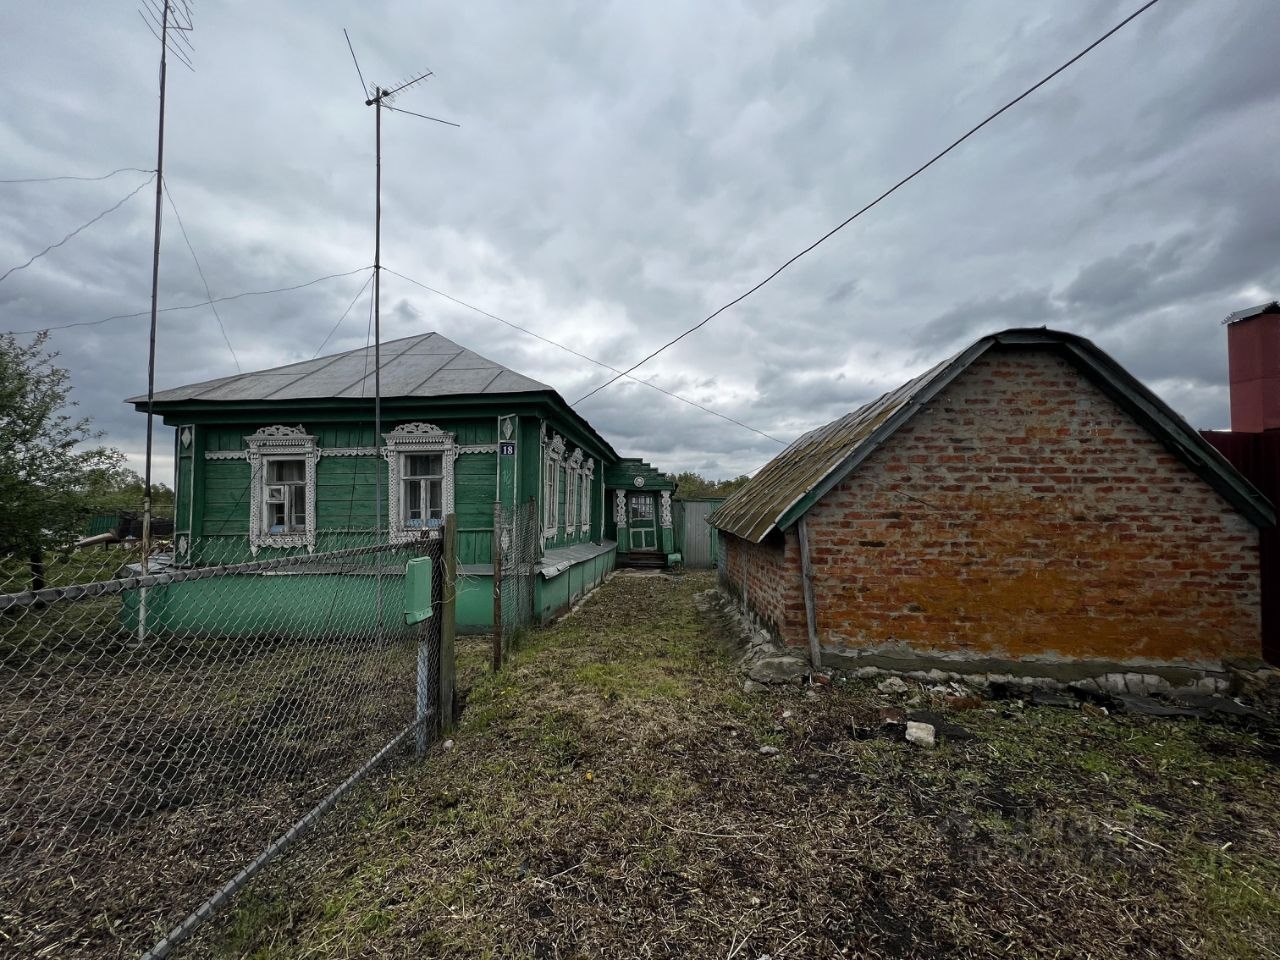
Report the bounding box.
[204,571,1280,960]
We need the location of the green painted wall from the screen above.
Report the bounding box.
[535,550,615,623]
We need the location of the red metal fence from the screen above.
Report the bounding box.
[1202,430,1279,664]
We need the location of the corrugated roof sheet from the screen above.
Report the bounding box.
[708,351,961,543]
[128,333,551,405]
[709,327,1276,542]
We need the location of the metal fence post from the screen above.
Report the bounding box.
[439,513,457,735]
[414,542,435,757]
[493,500,504,672]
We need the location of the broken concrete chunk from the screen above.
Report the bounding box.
[758,745,781,756]
[905,721,936,748]
[748,656,809,685]
[877,676,910,695]
[742,679,769,695]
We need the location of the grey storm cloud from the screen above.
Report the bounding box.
[1,0,1278,484]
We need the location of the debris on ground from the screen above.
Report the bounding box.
[905,720,936,748]
[877,676,910,695]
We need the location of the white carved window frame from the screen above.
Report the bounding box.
[579,457,594,535]
[246,425,318,554]
[383,422,457,545]
[660,489,673,529]
[542,429,565,542]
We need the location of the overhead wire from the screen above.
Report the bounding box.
[0,173,155,286]
[383,267,784,445]
[571,0,1168,406]
[0,166,153,185]
[3,266,372,336]
[162,179,241,372]
[313,269,375,358]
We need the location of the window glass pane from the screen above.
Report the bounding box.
[429,479,442,517]
[406,454,442,478]
[289,488,306,528]
[269,459,305,483]
[406,480,423,521]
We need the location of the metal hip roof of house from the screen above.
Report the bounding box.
[127,332,552,405]
[709,327,1276,543]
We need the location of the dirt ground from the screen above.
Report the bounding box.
[201,571,1280,960]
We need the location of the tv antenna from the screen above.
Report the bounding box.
[140,0,193,619]
[342,29,458,543]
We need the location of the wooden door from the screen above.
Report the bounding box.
[628,492,657,551]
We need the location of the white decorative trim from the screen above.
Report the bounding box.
[542,430,565,542]
[319,446,378,458]
[580,457,594,535]
[614,489,627,527]
[246,425,318,554]
[660,490,673,529]
[383,422,457,545]
[459,443,498,455]
[204,450,247,461]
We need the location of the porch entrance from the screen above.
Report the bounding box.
[627,492,658,552]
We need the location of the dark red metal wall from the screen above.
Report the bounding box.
[1202,430,1279,664]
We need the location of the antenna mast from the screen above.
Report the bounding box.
[343,30,458,542]
[140,0,193,620]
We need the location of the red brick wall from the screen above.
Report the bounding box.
[726,347,1263,668]
[720,529,806,646]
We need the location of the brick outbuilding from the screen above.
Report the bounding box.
[709,329,1275,687]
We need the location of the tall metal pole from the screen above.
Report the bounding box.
[372,90,384,634]
[140,0,170,639]
[373,89,383,539]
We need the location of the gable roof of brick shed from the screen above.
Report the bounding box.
[708,328,1275,542]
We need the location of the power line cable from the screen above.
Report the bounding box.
[314,269,375,358]
[573,0,1166,406]
[162,179,241,372]
[383,267,784,444]
[0,166,153,185]
[0,174,155,286]
[3,266,372,335]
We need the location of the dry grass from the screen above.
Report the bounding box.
[196,571,1280,959]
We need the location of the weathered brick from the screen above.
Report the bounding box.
[719,350,1262,668]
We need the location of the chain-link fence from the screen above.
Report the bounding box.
[1,526,453,958]
[492,499,540,668]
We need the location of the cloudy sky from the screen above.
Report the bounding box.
[2,0,1278,485]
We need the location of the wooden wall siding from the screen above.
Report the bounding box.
[722,350,1264,668]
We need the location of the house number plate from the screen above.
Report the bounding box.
[499,442,516,456]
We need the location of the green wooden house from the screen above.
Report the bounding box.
[604,459,679,568]
[127,333,621,632]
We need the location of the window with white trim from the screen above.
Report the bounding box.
[383,422,457,544]
[542,428,565,542]
[245,425,317,553]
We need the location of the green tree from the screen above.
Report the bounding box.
[82,464,173,515]
[0,332,125,585]
[671,471,753,499]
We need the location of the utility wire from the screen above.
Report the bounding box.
[162,179,241,372]
[0,174,155,286]
[3,266,372,335]
[0,166,153,185]
[383,267,784,444]
[314,269,375,357]
[573,0,1167,406]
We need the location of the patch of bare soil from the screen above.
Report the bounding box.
[1,633,417,959]
[195,573,1280,958]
